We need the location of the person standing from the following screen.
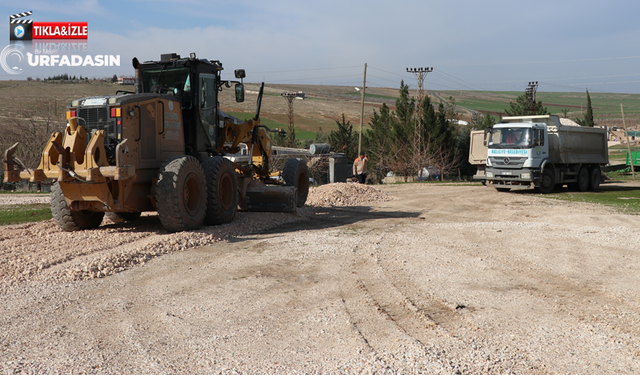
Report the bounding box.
[353,152,368,184]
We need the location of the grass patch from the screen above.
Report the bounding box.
[544,186,640,214]
[0,203,52,225]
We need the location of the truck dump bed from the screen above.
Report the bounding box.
[548,125,608,165]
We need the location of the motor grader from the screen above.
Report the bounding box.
[3,53,309,232]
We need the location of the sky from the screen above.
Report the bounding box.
[1,0,640,94]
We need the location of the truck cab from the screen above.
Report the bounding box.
[485,122,549,187]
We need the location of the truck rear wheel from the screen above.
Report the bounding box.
[283,158,309,207]
[537,168,556,194]
[576,167,589,192]
[589,167,601,191]
[156,156,207,232]
[51,182,105,231]
[202,156,238,225]
[105,212,141,223]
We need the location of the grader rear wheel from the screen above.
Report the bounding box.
[156,156,207,232]
[283,158,309,207]
[202,156,238,225]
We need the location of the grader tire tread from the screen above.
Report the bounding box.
[156,155,207,233]
[51,182,104,231]
[202,156,238,225]
[283,158,309,207]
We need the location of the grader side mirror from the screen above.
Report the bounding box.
[235,83,245,103]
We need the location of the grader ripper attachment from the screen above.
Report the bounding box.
[3,53,309,232]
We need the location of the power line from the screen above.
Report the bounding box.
[253,65,362,74]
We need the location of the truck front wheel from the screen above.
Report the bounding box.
[537,168,556,194]
[589,167,601,191]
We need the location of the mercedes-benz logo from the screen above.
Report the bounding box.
[504,157,510,164]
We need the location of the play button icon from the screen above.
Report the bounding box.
[13,25,25,39]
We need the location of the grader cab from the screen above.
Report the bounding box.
[3,53,309,232]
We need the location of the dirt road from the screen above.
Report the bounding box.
[1,183,640,374]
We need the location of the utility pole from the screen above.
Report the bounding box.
[525,81,538,115]
[621,104,635,179]
[406,67,433,173]
[358,63,367,156]
[281,92,305,148]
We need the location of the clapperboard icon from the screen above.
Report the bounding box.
[10,11,33,40]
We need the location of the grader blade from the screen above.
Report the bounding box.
[243,185,297,213]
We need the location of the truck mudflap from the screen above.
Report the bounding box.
[3,117,136,184]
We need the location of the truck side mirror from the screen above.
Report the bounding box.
[235,83,245,103]
[234,69,246,79]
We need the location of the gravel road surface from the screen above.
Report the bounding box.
[1,182,639,374]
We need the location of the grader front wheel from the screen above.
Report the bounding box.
[51,182,105,231]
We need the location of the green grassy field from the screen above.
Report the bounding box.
[545,185,640,214]
[446,90,640,122]
[0,203,52,225]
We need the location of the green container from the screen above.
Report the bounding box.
[626,150,640,166]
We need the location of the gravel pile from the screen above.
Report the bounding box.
[306,182,393,207]
[0,183,392,287]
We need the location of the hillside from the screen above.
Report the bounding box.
[1,80,639,143]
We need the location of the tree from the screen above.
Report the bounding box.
[575,90,595,127]
[363,103,394,182]
[314,127,328,144]
[469,112,496,130]
[505,93,548,116]
[111,74,118,83]
[329,114,357,160]
[0,98,66,189]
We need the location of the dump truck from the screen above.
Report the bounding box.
[468,129,488,184]
[3,53,309,232]
[484,115,608,193]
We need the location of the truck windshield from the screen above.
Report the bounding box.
[142,67,190,96]
[488,127,534,149]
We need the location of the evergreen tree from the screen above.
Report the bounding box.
[329,114,357,160]
[363,103,394,182]
[111,74,118,83]
[505,93,548,116]
[481,113,496,129]
[575,90,595,127]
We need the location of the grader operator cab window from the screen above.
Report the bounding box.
[200,73,218,144]
[142,67,189,96]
